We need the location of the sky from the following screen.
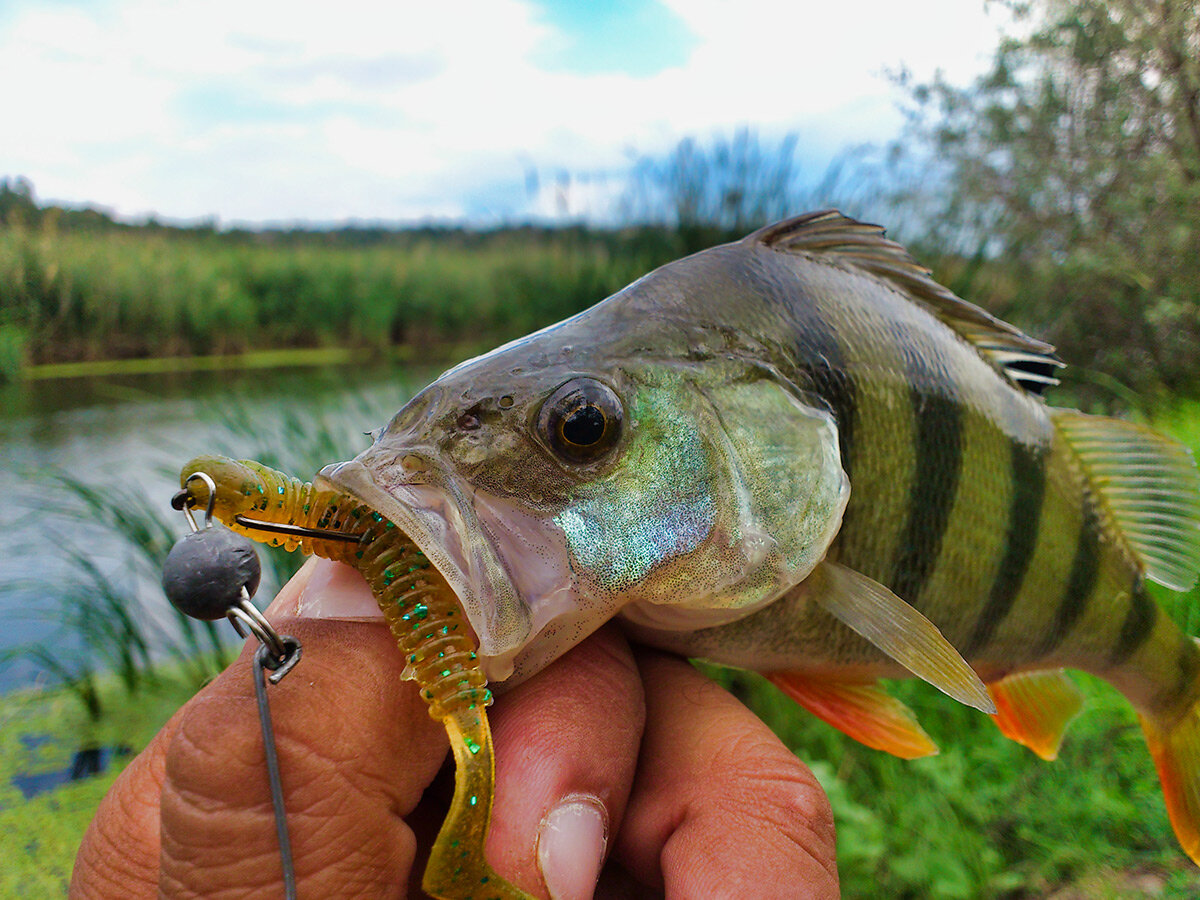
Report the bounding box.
[0,0,1013,226]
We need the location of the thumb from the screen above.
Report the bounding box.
[74,560,447,898]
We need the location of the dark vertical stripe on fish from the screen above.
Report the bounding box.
[1109,580,1158,667]
[788,313,856,481]
[889,390,964,606]
[1168,635,1200,710]
[963,440,1046,655]
[797,364,856,479]
[1037,504,1101,657]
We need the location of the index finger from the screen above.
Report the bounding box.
[612,651,839,899]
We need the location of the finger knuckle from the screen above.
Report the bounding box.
[711,729,837,870]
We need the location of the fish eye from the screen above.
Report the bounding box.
[538,378,623,463]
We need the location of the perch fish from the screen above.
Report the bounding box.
[182,211,1200,897]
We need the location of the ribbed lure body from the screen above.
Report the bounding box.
[179,455,531,900]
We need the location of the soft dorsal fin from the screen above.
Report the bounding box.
[1052,408,1200,591]
[748,211,1064,394]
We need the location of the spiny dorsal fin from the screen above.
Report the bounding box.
[749,211,1064,394]
[1052,408,1200,591]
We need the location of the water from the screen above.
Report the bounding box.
[9,738,133,800]
[0,362,444,693]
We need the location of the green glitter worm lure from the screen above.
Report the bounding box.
[177,454,532,900]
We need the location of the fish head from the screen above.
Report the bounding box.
[320,316,848,685]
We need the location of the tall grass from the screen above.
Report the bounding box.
[0,224,670,370]
[3,386,411,719]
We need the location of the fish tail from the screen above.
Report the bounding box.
[1140,657,1200,865]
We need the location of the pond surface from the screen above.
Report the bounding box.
[9,739,133,800]
[0,361,448,693]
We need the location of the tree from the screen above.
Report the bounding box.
[624,129,808,253]
[896,0,1200,402]
[0,176,38,226]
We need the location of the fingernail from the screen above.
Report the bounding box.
[537,795,607,900]
[295,560,381,619]
[264,557,318,617]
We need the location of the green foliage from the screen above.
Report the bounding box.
[0,671,199,898]
[0,216,668,374]
[0,321,27,384]
[1,475,235,720]
[892,0,1200,404]
[716,667,1200,898]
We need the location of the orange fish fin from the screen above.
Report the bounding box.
[987,669,1084,761]
[766,672,939,759]
[1140,697,1200,865]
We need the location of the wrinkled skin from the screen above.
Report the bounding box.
[71,560,838,899]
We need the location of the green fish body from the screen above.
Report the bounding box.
[320,211,1200,863]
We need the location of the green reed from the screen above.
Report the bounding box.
[0,225,667,374]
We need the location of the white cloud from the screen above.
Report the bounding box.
[0,0,1009,224]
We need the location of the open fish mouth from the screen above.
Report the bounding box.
[317,457,553,683]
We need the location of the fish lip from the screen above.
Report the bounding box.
[317,457,529,681]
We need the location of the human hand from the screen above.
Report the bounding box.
[71,558,838,899]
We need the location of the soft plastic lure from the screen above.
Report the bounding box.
[177,453,531,900]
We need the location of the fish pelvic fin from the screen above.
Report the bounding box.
[988,669,1085,761]
[808,561,995,714]
[747,211,1063,394]
[766,673,938,759]
[1051,408,1200,591]
[1141,690,1200,865]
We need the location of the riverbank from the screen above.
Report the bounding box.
[22,341,485,381]
[0,673,197,897]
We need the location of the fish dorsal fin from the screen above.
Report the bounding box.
[766,673,938,759]
[988,669,1085,761]
[807,561,995,714]
[748,211,1064,393]
[1051,408,1200,591]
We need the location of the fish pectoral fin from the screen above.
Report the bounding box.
[766,672,938,759]
[809,561,996,714]
[987,669,1085,760]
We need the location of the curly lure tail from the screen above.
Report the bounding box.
[179,454,531,900]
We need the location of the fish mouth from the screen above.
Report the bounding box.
[317,457,558,683]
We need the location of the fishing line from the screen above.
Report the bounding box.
[163,472,312,900]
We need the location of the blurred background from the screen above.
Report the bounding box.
[3,0,1200,895]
